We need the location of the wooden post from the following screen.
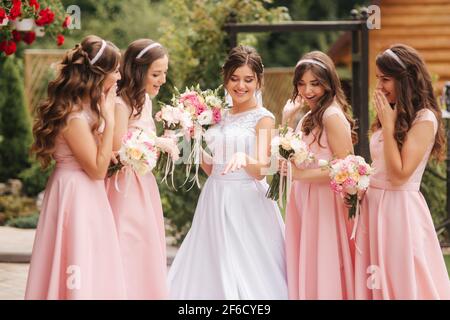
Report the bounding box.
[224,11,238,50]
[445,82,450,236]
[223,15,370,160]
[360,8,370,160]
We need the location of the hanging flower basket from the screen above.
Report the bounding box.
[0,17,8,27]
[34,25,44,37]
[13,18,35,31]
[0,0,71,56]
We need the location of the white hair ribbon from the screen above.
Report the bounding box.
[136,42,163,59]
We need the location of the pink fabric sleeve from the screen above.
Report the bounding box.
[323,105,350,129]
[67,111,87,123]
[413,108,438,135]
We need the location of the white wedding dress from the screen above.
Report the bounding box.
[168,107,288,300]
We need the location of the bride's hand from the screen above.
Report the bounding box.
[155,136,180,161]
[222,152,247,175]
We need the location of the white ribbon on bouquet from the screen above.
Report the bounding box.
[114,166,133,196]
[278,156,293,209]
[183,123,203,190]
[158,129,182,190]
[350,198,363,255]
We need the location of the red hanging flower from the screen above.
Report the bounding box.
[35,8,55,26]
[0,8,6,24]
[23,31,36,45]
[62,15,71,29]
[12,30,22,42]
[0,40,18,55]
[56,34,64,46]
[8,0,22,21]
[29,0,40,11]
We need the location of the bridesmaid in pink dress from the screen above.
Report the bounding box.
[25,35,126,299]
[355,44,450,299]
[282,51,358,299]
[105,39,176,299]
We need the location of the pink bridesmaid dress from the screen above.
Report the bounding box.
[355,108,450,300]
[105,94,168,299]
[25,106,126,300]
[285,104,355,300]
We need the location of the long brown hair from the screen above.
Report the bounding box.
[222,45,264,88]
[32,35,120,168]
[117,39,167,118]
[292,51,358,147]
[371,44,445,160]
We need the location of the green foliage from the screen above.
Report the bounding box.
[156,0,289,243]
[56,0,165,49]
[158,0,290,91]
[6,212,39,228]
[0,0,70,50]
[19,160,54,196]
[0,194,37,226]
[0,56,32,181]
[421,161,449,242]
[258,0,370,67]
[444,255,450,277]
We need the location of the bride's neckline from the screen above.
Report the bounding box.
[228,106,261,116]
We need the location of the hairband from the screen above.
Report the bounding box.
[295,58,327,70]
[89,40,107,65]
[385,49,406,69]
[136,42,163,59]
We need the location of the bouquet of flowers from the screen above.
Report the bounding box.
[107,129,158,178]
[176,85,228,188]
[178,85,225,130]
[154,99,193,188]
[318,155,373,219]
[155,84,228,189]
[266,124,314,205]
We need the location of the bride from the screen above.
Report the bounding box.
[168,45,288,299]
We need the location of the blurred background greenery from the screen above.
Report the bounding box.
[0,0,448,251]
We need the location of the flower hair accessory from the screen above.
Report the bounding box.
[296,58,327,70]
[385,48,406,69]
[136,42,163,59]
[90,40,107,65]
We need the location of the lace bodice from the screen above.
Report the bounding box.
[204,107,274,179]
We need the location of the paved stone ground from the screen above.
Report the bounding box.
[0,263,29,300]
[0,227,35,263]
[0,226,178,300]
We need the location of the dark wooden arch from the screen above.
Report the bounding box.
[224,11,371,160]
